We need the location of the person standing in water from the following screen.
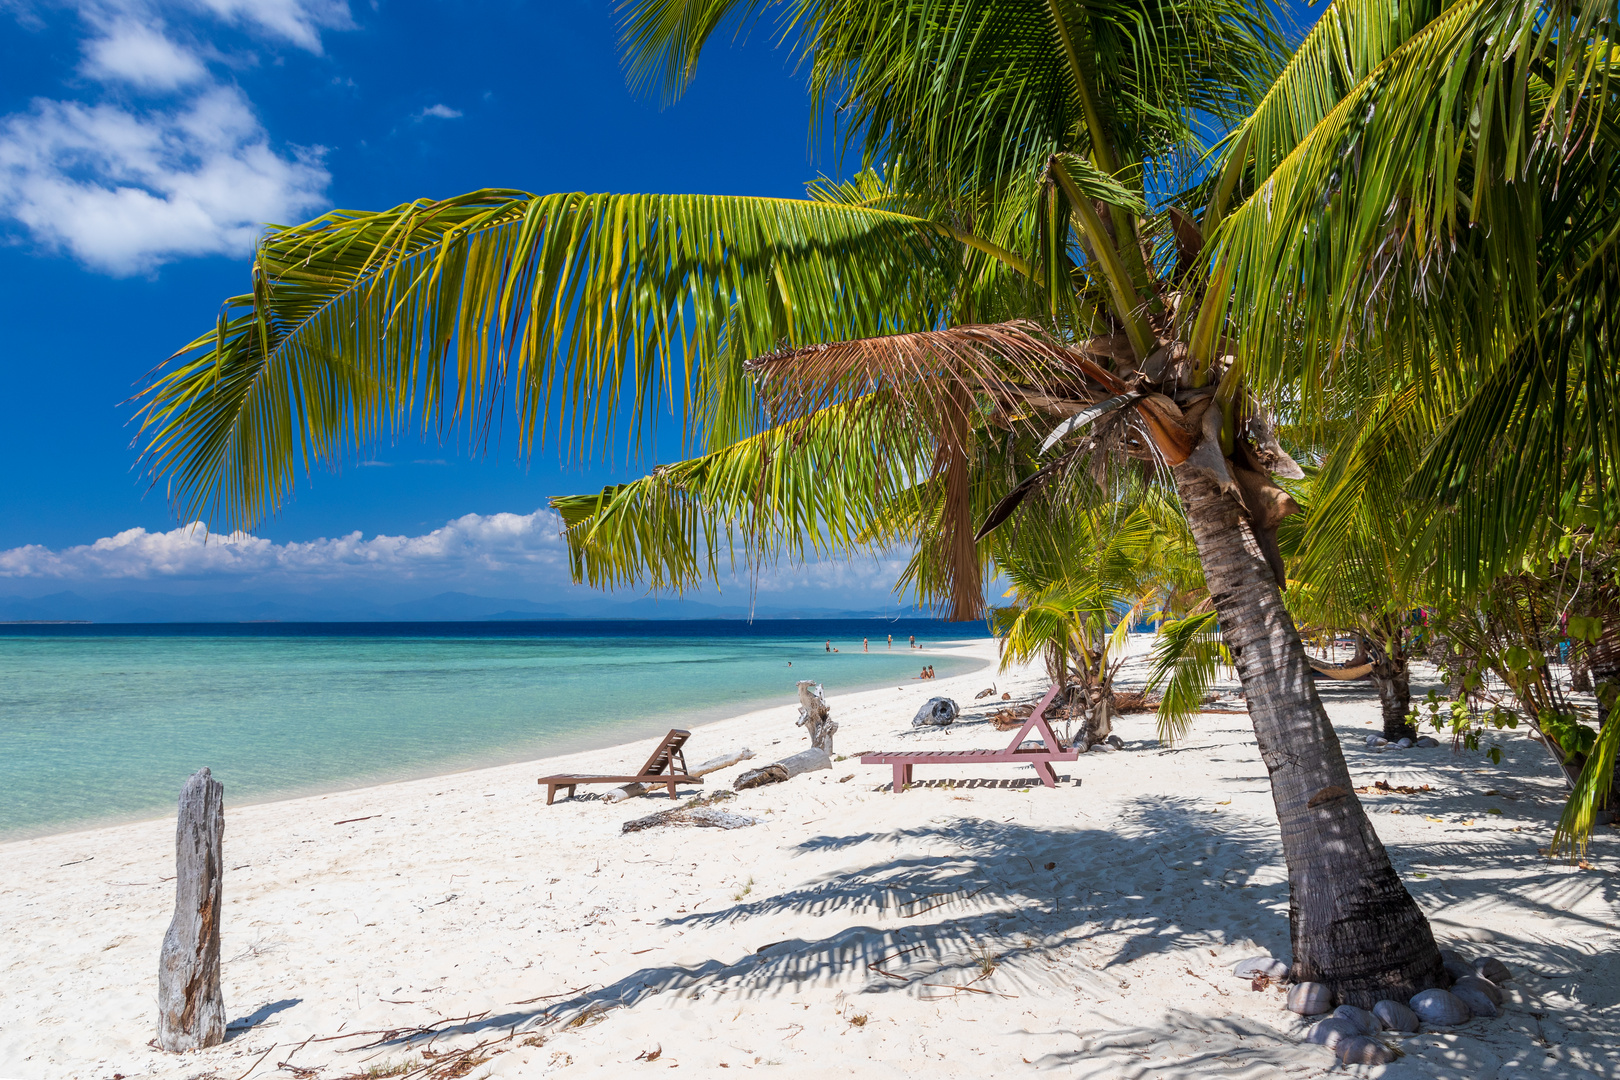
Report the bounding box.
[825,641,831,652]
[863,637,869,652]
[909,635,916,649]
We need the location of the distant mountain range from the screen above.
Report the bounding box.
[0,588,912,623]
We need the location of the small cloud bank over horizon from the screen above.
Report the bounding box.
[0,508,918,621]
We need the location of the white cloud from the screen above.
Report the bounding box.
[0,86,329,273]
[80,19,208,89]
[416,103,461,120]
[0,0,351,273]
[750,553,914,598]
[186,0,353,52]
[0,509,574,583]
[0,508,915,608]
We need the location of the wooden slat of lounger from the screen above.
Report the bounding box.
[862,750,1078,763]
[537,774,702,784]
[635,729,692,778]
[538,773,702,805]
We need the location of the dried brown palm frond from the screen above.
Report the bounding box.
[745,320,1123,427]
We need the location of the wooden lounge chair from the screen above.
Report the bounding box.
[861,684,1080,793]
[537,729,701,804]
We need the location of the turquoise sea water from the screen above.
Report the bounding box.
[0,620,984,839]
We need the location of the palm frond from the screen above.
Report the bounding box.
[550,394,926,591]
[135,188,980,529]
[620,0,780,101]
[1146,609,1227,743]
[1235,0,1450,190]
[1550,691,1620,859]
[1220,0,1618,406]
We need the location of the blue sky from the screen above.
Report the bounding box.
[0,0,928,617]
[0,0,1310,620]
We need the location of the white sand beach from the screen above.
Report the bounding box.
[1,637,1615,1079]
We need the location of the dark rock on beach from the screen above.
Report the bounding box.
[1410,988,1471,1026]
[1337,1036,1399,1065]
[1288,982,1333,1016]
[1453,974,1504,1006]
[912,697,959,727]
[1443,957,1477,981]
[1373,999,1421,1032]
[1304,1017,1360,1049]
[1450,983,1499,1017]
[1331,1004,1383,1035]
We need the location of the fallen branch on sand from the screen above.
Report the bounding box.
[867,944,925,982]
[1111,690,1162,714]
[621,806,759,833]
[1355,780,1432,796]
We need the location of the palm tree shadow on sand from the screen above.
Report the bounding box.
[383,801,1294,1041]
[363,783,1617,1075]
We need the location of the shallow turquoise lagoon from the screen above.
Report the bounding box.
[0,621,983,839]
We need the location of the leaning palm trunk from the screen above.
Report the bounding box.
[1372,616,1416,741]
[1370,657,1414,742]
[1569,647,1593,693]
[1175,466,1445,1005]
[1367,628,1415,741]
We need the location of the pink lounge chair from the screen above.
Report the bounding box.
[861,684,1079,792]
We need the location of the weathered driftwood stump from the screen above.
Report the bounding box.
[795,681,837,751]
[737,682,835,788]
[158,767,225,1052]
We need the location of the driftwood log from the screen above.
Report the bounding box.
[736,682,835,789]
[158,767,225,1052]
[736,748,830,788]
[603,747,756,803]
[621,806,759,833]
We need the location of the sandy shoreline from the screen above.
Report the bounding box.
[0,638,991,846]
[2,638,1615,1079]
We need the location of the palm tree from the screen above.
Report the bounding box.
[990,490,1189,748]
[134,0,1620,1003]
[1288,448,1427,742]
